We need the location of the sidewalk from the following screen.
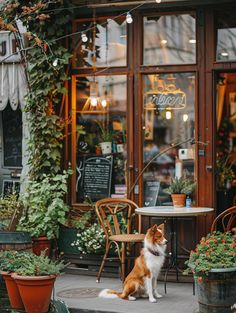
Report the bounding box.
[54,274,199,313]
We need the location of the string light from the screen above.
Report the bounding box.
[126,12,133,24]
[53,58,58,66]
[81,32,88,43]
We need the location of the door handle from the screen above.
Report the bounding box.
[206,165,213,171]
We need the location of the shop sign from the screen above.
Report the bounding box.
[0,31,21,63]
[151,92,186,110]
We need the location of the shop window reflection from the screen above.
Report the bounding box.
[75,75,127,203]
[73,17,127,68]
[143,14,196,65]
[142,73,195,206]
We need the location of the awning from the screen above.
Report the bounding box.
[0,63,27,110]
[0,29,28,110]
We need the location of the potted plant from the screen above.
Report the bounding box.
[163,175,196,208]
[11,251,65,313]
[184,231,236,313]
[97,122,113,155]
[18,170,72,256]
[0,250,35,310]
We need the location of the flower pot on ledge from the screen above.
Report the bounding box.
[171,194,186,208]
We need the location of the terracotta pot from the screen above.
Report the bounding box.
[12,273,56,313]
[171,194,186,208]
[32,236,51,257]
[0,270,24,310]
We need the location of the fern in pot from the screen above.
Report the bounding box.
[164,175,196,208]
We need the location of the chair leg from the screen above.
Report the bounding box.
[96,241,111,283]
[121,242,126,283]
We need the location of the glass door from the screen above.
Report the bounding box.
[142,73,196,206]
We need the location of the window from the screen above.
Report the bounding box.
[73,17,127,68]
[216,10,236,62]
[142,73,196,206]
[74,75,127,203]
[143,14,196,65]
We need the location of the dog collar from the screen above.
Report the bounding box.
[147,248,163,256]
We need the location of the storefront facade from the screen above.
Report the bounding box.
[67,0,236,239]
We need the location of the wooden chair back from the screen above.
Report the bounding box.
[95,198,141,240]
[211,205,236,233]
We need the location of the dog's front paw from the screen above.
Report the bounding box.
[128,296,136,301]
[154,292,163,299]
[149,297,157,303]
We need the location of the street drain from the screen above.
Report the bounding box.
[57,287,103,299]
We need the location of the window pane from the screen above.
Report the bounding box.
[142,73,195,206]
[216,10,236,61]
[143,14,196,65]
[73,17,127,68]
[75,75,127,203]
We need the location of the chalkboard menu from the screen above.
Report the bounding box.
[76,155,113,202]
[2,106,22,168]
[144,181,160,206]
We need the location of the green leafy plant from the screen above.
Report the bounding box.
[15,251,65,276]
[216,155,235,190]
[184,232,236,278]
[0,193,23,230]
[96,122,113,142]
[163,175,196,195]
[18,170,72,239]
[0,251,35,273]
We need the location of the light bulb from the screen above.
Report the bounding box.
[160,39,167,45]
[221,50,229,57]
[126,13,133,24]
[166,111,172,120]
[91,97,98,107]
[101,99,107,107]
[81,32,88,43]
[156,0,162,3]
[183,114,188,122]
[53,58,58,67]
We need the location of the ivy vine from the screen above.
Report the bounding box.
[0,0,72,181]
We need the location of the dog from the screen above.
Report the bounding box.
[99,223,167,303]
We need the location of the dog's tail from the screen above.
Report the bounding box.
[99,289,120,299]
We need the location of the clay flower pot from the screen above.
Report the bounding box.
[32,236,51,257]
[0,270,24,310]
[171,194,186,208]
[12,273,56,313]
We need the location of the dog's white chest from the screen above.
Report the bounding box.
[145,252,165,278]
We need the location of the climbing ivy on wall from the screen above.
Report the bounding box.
[0,0,72,182]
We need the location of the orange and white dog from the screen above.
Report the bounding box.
[99,223,167,303]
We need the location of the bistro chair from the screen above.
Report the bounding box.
[210,205,236,234]
[95,198,145,283]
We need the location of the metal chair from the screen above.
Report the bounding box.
[95,198,145,282]
[211,205,236,234]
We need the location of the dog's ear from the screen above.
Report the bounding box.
[151,224,157,232]
[157,223,164,233]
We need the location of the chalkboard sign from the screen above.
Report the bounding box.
[144,181,160,207]
[2,105,22,168]
[76,155,113,202]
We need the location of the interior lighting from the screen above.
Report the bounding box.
[161,39,167,45]
[156,0,162,3]
[101,99,107,107]
[81,32,88,43]
[166,111,172,120]
[221,50,229,57]
[90,97,98,107]
[183,114,188,122]
[126,12,133,24]
[189,39,196,44]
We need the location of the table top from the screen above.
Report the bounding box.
[135,206,214,217]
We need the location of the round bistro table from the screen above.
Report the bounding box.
[135,206,214,293]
